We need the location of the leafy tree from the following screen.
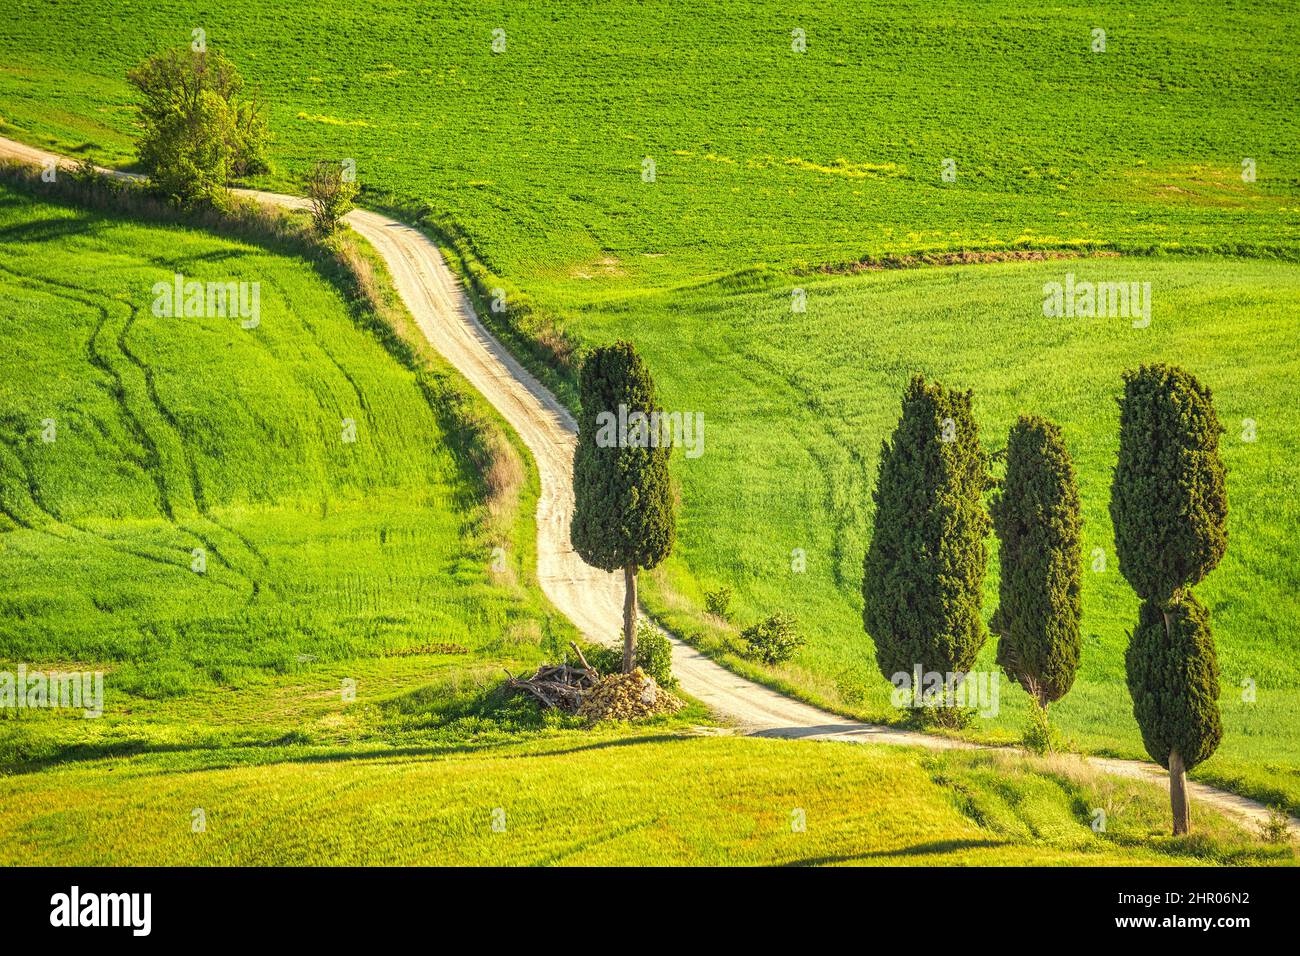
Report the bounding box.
[991,415,1083,709]
[863,375,991,700]
[127,47,269,205]
[571,342,675,672]
[1110,364,1228,834]
[307,160,358,235]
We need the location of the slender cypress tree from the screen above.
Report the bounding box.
[991,415,1083,709]
[1110,364,1227,834]
[571,342,676,672]
[863,375,991,702]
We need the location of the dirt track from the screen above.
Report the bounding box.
[3,136,1293,838]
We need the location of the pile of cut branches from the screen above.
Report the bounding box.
[504,642,600,714]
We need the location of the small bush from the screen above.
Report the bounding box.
[1022,698,1062,755]
[588,621,674,686]
[903,702,975,731]
[634,624,675,687]
[587,644,620,675]
[740,612,804,665]
[308,159,358,236]
[69,157,103,186]
[704,586,733,621]
[1259,806,1292,845]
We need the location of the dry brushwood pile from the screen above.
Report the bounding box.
[504,660,599,712]
[505,643,682,721]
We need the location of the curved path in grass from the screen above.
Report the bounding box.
[2,135,1291,839]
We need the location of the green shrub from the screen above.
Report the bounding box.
[589,621,675,686]
[740,612,804,666]
[704,586,733,620]
[633,624,675,687]
[1259,806,1292,845]
[587,644,622,676]
[1021,698,1062,755]
[307,159,358,236]
[905,703,975,731]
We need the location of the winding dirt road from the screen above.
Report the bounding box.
[3,136,1292,838]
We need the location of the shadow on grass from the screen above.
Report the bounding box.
[783,838,1009,867]
[1,731,696,778]
[0,213,102,246]
[0,731,316,776]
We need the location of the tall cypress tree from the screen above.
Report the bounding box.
[1110,364,1227,834]
[863,375,991,704]
[571,341,676,672]
[991,415,1083,709]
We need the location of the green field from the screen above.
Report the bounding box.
[0,183,574,714]
[1,0,1298,858]
[629,257,1300,811]
[2,0,1297,281]
[2,185,1284,868]
[1,724,1286,866]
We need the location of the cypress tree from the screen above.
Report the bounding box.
[991,415,1083,709]
[863,375,991,703]
[571,341,676,672]
[1110,364,1228,834]
[1110,365,1228,606]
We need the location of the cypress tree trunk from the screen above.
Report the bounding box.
[1170,749,1190,835]
[1161,605,1190,835]
[622,564,637,673]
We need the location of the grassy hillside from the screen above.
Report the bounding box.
[1,0,1297,825]
[2,597,1282,866]
[0,183,573,710]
